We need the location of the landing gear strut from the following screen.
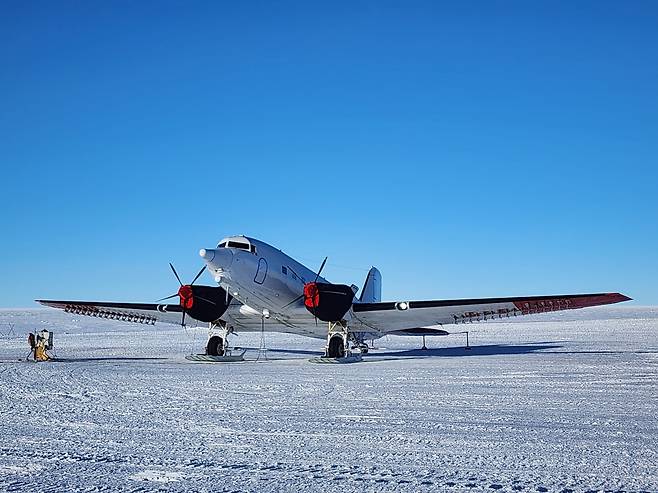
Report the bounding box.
[324,321,351,358]
[185,321,244,363]
[308,321,365,363]
[206,321,230,356]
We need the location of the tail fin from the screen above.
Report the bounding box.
[359,267,381,303]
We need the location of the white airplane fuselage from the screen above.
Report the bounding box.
[199,235,377,340]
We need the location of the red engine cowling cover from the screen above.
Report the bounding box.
[178,285,232,323]
[303,282,354,322]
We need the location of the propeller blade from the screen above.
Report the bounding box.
[282,293,304,309]
[156,293,179,302]
[181,310,186,327]
[169,263,183,286]
[314,256,328,283]
[190,265,207,286]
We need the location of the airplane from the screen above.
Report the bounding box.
[37,235,631,359]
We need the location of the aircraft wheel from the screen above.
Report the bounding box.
[206,336,225,356]
[327,335,345,358]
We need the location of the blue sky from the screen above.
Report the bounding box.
[1,1,657,307]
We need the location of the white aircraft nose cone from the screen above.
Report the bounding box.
[199,248,215,261]
[199,248,233,270]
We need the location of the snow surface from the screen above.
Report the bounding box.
[0,307,656,492]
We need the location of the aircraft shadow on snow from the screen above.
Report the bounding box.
[251,343,562,361]
[50,357,168,363]
[366,343,562,360]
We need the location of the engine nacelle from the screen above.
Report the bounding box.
[303,282,354,322]
[181,285,232,323]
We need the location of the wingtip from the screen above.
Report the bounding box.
[608,293,632,303]
[35,300,59,308]
[619,293,633,302]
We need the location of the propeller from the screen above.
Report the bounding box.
[282,257,328,325]
[308,257,328,325]
[157,263,211,327]
[314,257,328,283]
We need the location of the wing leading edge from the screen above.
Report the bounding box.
[351,292,631,334]
[36,299,186,326]
[35,299,319,337]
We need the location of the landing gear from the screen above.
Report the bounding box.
[188,321,244,362]
[309,321,362,363]
[319,321,368,361]
[206,321,230,356]
[327,334,346,358]
[206,335,225,356]
[324,321,350,358]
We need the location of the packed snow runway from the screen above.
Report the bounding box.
[1,307,656,492]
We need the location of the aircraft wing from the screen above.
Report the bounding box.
[36,299,190,326]
[350,292,631,334]
[35,298,328,338]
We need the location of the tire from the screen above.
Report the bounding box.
[327,335,345,358]
[206,336,224,356]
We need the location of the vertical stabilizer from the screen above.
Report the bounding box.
[359,267,381,303]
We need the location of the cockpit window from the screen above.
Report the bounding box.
[227,241,250,251]
[217,239,256,253]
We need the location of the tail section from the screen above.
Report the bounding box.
[359,267,381,303]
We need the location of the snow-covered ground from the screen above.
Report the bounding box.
[0,307,656,492]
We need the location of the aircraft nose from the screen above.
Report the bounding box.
[199,248,233,271]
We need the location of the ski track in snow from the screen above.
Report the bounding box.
[0,307,656,492]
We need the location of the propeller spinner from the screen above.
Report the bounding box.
[157,263,210,326]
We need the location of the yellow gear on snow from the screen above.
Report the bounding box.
[35,345,50,362]
[29,330,53,362]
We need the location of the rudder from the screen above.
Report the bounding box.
[359,267,381,303]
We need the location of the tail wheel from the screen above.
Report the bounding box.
[206,336,225,356]
[327,335,345,358]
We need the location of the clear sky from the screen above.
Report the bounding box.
[1,1,657,307]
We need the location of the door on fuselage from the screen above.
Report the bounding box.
[254,258,268,284]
